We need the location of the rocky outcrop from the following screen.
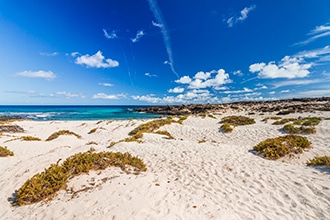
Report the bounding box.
[135,97,330,116]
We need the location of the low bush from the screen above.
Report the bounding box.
[307,156,330,167]
[253,134,311,160]
[46,130,82,141]
[219,115,255,126]
[0,146,14,157]
[15,150,146,206]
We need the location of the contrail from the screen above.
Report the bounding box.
[122,49,134,86]
[147,0,179,78]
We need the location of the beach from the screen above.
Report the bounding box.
[1,107,330,219]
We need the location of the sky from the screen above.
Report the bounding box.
[0,0,330,105]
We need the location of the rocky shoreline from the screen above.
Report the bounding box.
[135,97,330,115]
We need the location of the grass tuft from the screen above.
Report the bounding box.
[46,130,82,141]
[253,134,311,160]
[15,150,146,206]
[307,156,330,167]
[0,146,14,157]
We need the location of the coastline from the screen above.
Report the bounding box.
[0,100,330,219]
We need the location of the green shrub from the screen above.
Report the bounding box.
[307,156,330,167]
[0,146,14,157]
[253,135,311,160]
[46,130,82,141]
[15,150,146,205]
[220,123,233,133]
[219,115,255,126]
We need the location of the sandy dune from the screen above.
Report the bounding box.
[1,110,330,219]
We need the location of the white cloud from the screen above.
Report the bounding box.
[132,94,161,103]
[296,46,330,59]
[56,92,85,99]
[249,56,312,79]
[39,52,59,56]
[294,89,330,97]
[188,69,231,89]
[71,52,80,57]
[99,83,114,87]
[175,76,192,84]
[145,72,157,77]
[272,79,322,88]
[75,51,119,68]
[147,0,179,78]
[194,71,212,80]
[280,90,290,93]
[233,70,243,76]
[15,70,56,80]
[226,5,256,27]
[168,87,184,93]
[222,87,253,94]
[5,90,36,95]
[131,30,145,43]
[295,24,330,45]
[103,29,118,39]
[93,93,126,99]
[152,20,162,28]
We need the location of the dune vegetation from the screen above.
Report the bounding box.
[307,156,330,167]
[219,115,255,132]
[253,134,311,160]
[220,115,256,126]
[46,130,82,141]
[15,150,146,206]
[0,146,14,157]
[271,117,322,134]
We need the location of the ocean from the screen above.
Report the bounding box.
[0,105,160,121]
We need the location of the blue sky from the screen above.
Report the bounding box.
[0,0,330,105]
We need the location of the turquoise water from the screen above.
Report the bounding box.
[0,106,160,121]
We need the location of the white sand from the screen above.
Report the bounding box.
[1,111,330,220]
